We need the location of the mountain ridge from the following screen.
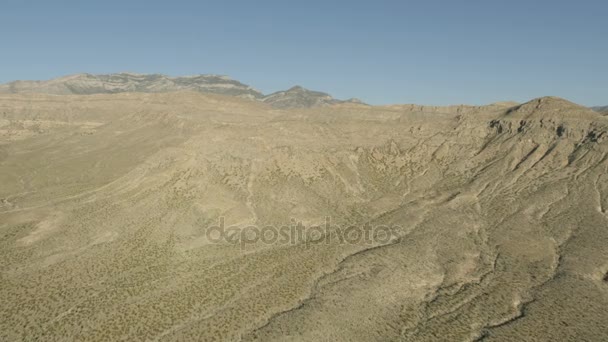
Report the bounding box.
[0,73,264,100]
[0,73,365,109]
[1,73,601,112]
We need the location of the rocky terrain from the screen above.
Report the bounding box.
[1,92,607,341]
[0,73,363,108]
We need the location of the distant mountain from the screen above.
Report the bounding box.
[0,73,264,99]
[0,73,367,109]
[591,106,608,114]
[261,86,365,109]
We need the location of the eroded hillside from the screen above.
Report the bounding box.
[1,93,607,341]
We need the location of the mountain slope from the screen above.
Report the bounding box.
[0,93,607,341]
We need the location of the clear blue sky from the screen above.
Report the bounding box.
[1,0,606,105]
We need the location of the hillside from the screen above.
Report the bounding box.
[1,93,607,341]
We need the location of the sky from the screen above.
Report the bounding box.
[1,0,606,106]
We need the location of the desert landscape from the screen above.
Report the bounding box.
[0,74,607,341]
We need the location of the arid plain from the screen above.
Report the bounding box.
[1,92,608,341]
